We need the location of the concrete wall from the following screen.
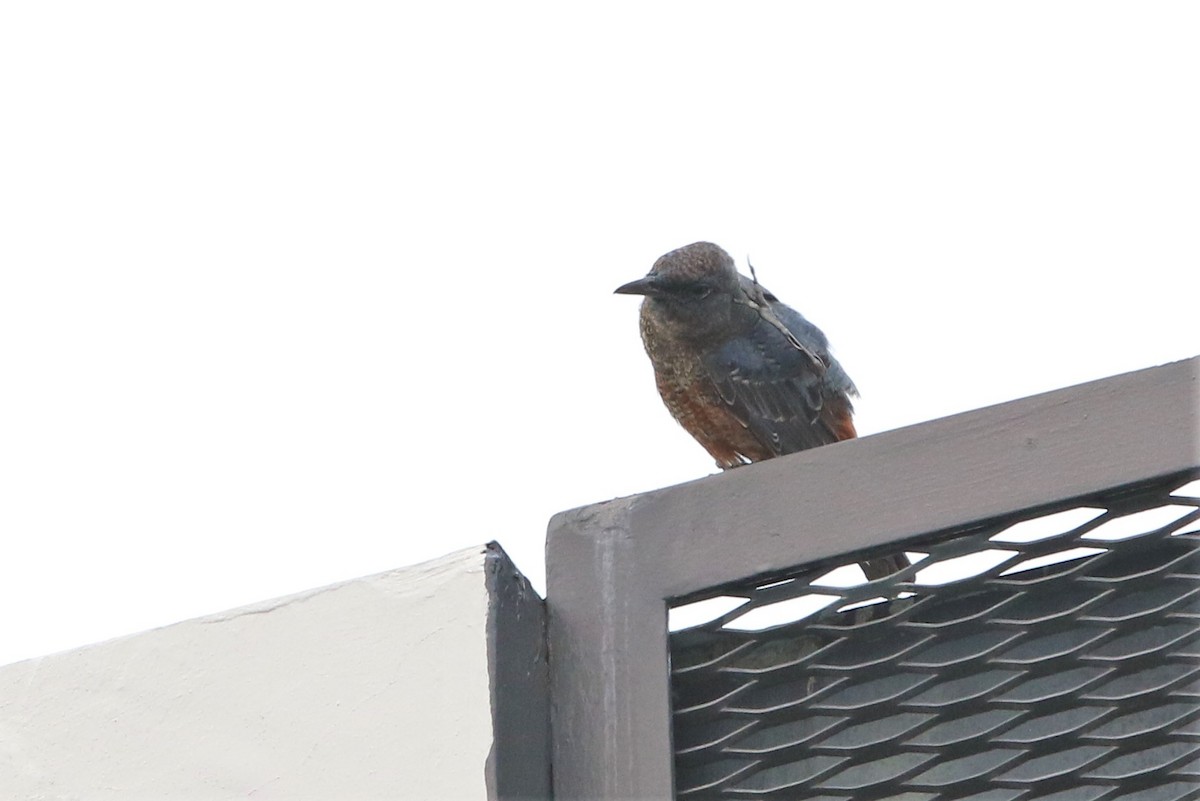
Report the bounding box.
[0,543,549,800]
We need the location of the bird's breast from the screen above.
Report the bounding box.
[638,307,771,467]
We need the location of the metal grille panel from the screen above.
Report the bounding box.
[669,473,1200,799]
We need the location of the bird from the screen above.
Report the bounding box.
[615,241,908,580]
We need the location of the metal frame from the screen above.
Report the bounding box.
[546,357,1199,799]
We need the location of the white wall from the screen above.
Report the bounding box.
[0,546,497,800]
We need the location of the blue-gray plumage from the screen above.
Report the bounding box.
[704,273,860,458]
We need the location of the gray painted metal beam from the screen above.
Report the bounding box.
[486,542,552,801]
[546,357,1199,800]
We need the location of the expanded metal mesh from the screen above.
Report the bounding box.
[669,472,1200,799]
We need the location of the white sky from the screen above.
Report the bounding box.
[1,2,1197,667]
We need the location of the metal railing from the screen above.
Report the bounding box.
[546,357,1198,800]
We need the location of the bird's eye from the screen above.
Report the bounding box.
[684,285,713,299]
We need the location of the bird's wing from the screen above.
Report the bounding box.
[701,294,858,455]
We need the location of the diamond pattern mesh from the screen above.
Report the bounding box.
[669,472,1200,799]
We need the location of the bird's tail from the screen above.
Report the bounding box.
[859,552,911,581]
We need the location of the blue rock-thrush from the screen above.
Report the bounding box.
[616,241,907,578]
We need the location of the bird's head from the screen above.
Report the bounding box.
[614,242,744,340]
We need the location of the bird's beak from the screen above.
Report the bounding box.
[614,275,660,296]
